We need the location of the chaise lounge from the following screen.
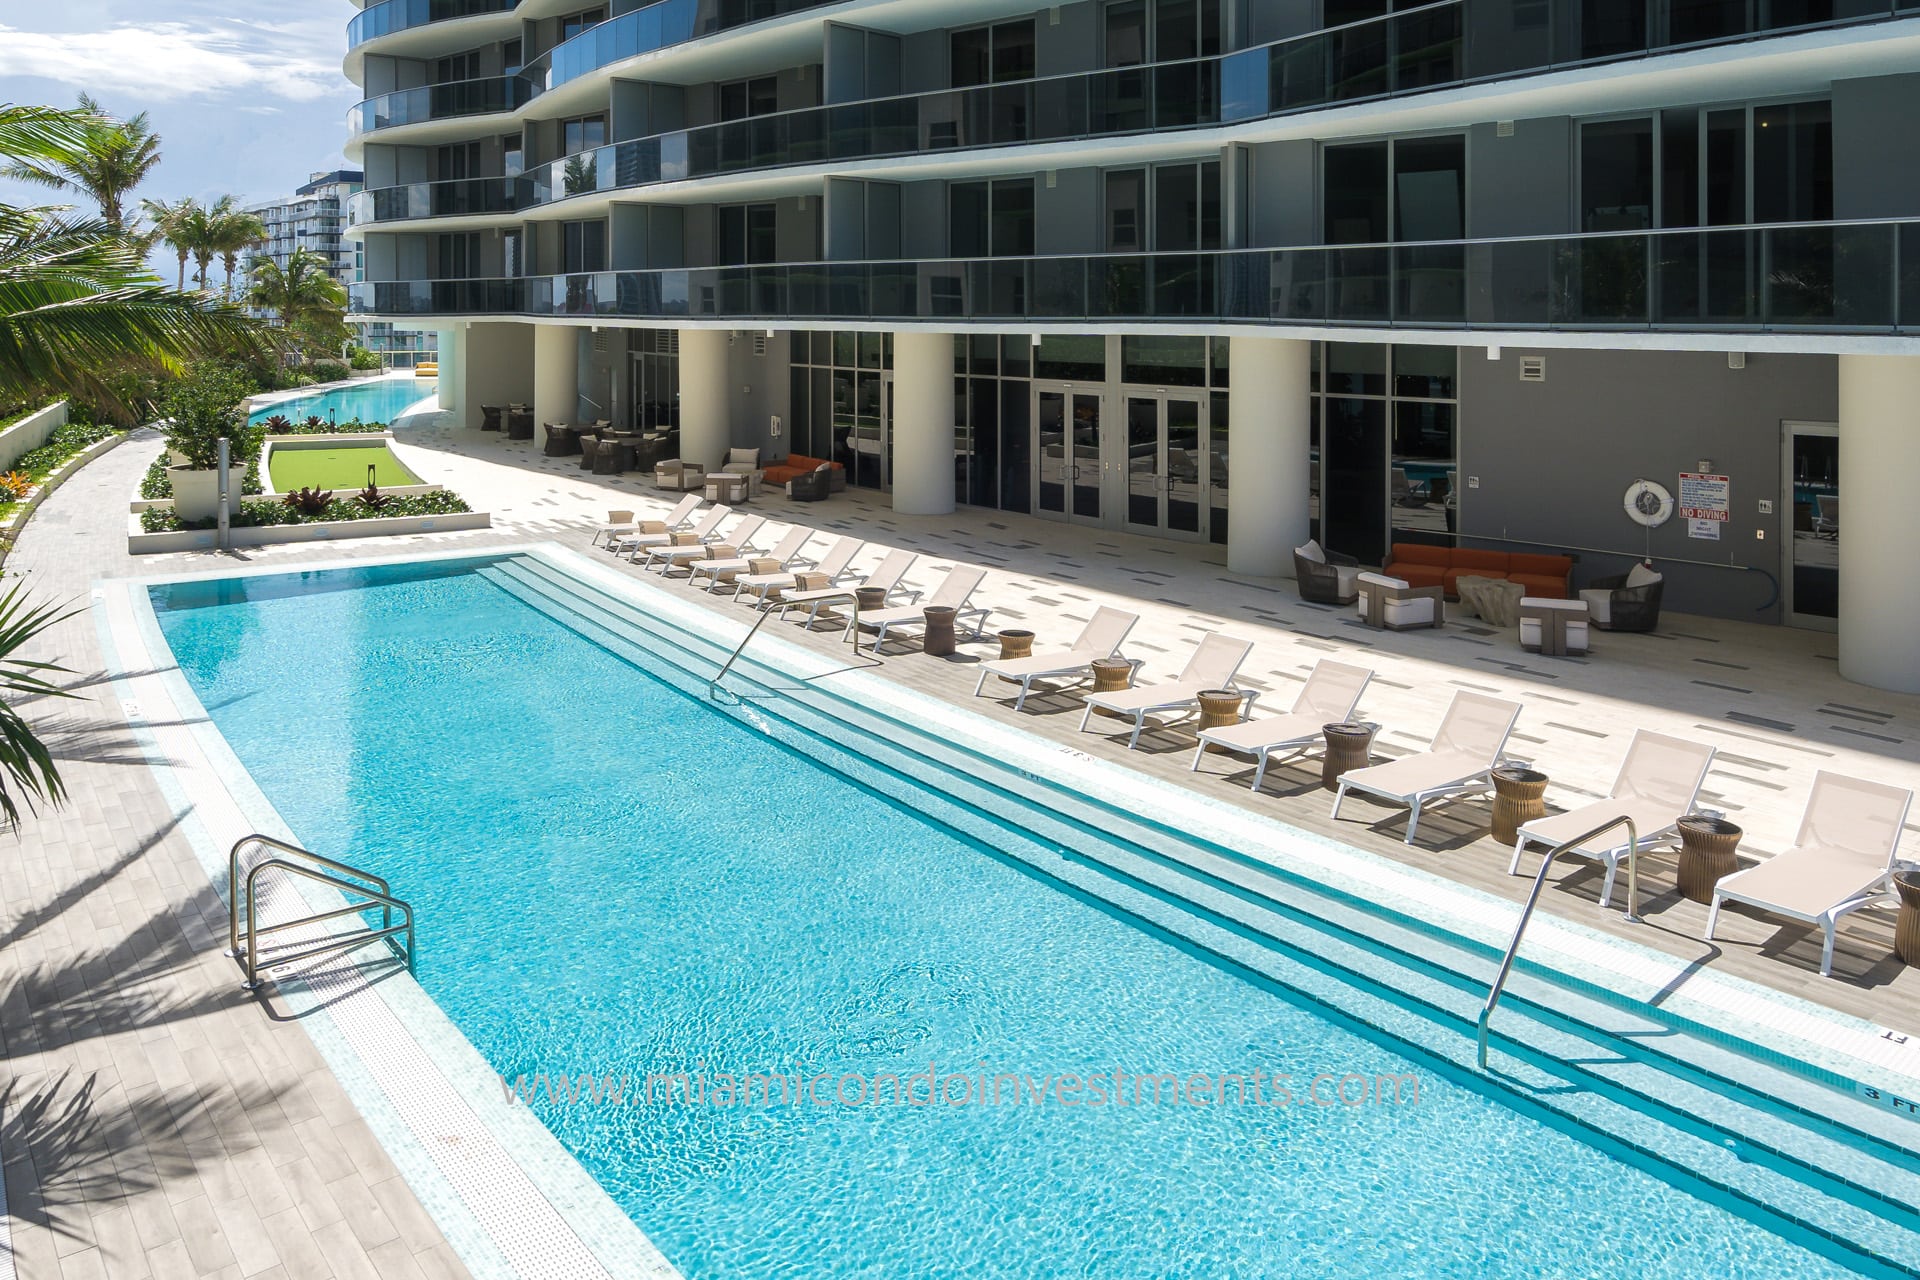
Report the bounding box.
[1192,659,1374,790]
[1331,691,1523,843]
[973,607,1140,712]
[1078,632,1256,750]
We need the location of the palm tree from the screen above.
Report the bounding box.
[209,205,267,300]
[248,248,347,355]
[142,195,200,290]
[181,198,220,291]
[0,94,162,233]
[0,103,262,414]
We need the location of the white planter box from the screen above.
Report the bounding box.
[168,466,241,522]
[128,509,491,555]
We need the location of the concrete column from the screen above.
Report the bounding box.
[678,327,731,468]
[533,324,578,430]
[1838,354,1920,692]
[1226,335,1312,578]
[432,325,464,425]
[890,331,956,516]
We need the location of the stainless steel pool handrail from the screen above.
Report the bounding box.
[225,834,415,992]
[1477,815,1639,1070]
[710,589,861,698]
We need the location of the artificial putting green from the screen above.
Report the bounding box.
[268,444,421,493]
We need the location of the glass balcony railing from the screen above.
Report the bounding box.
[353,0,1920,207]
[350,220,1920,333]
[349,177,527,224]
[347,0,520,50]
[525,0,842,93]
[349,74,537,136]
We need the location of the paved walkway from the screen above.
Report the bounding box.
[6,411,1920,1277]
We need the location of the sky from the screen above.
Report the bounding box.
[0,0,360,277]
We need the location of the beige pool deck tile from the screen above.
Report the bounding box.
[7,417,1920,1280]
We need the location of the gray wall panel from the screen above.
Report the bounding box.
[1457,347,1836,622]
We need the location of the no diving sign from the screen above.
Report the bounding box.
[1679,472,1730,540]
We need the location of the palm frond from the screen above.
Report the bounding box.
[0,583,78,828]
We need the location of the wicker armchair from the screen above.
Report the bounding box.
[1295,545,1360,605]
[787,463,833,502]
[1579,572,1663,632]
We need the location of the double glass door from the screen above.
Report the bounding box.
[1783,420,1838,630]
[1123,393,1204,536]
[1035,385,1208,539]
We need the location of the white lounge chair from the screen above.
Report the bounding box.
[973,607,1140,712]
[856,566,991,648]
[688,526,811,592]
[642,514,765,574]
[1079,632,1256,750]
[618,503,730,560]
[1191,659,1374,790]
[780,549,917,628]
[596,493,699,547]
[1707,772,1914,976]
[1331,691,1523,844]
[735,536,863,604]
[1508,731,1717,908]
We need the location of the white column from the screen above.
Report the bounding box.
[890,331,956,516]
[678,327,731,468]
[1838,354,1920,693]
[432,326,464,425]
[1226,335,1312,578]
[533,323,578,430]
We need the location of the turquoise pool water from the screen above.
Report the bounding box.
[249,376,437,426]
[148,557,1857,1280]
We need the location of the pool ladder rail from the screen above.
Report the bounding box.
[225,834,416,992]
[710,589,862,702]
[1478,814,1640,1070]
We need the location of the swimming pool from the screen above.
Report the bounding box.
[140,553,1913,1280]
[250,375,437,426]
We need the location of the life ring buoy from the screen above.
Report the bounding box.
[1624,480,1674,528]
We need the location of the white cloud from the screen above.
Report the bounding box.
[0,21,342,103]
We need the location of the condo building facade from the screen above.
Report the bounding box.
[342,0,1920,691]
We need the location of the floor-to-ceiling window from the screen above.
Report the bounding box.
[1577,97,1834,322]
[1310,343,1457,564]
[631,329,678,430]
[787,332,891,489]
[1322,134,1465,321]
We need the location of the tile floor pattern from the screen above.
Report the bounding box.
[6,410,1920,1277]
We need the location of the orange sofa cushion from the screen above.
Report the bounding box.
[1389,543,1452,567]
[1450,548,1511,574]
[762,454,845,486]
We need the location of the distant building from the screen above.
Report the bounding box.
[250,168,436,368]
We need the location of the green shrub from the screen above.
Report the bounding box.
[143,489,471,533]
[162,367,260,472]
[305,359,352,384]
[348,347,384,371]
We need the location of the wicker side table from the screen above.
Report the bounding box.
[1197,690,1246,754]
[1321,722,1375,792]
[1676,816,1743,904]
[922,606,958,657]
[1490,766,1549,845]
[998,630,1035,661]
[855,586,888,612]
[1089,657,1133,717]
[1895,872,1920,966]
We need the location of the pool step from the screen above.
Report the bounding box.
[483,555,1920,1275]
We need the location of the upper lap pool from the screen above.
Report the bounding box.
[133,551,1919,1280]
[249,374,436,426]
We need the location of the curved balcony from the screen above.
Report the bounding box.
[351,219,1920,335]
[526,0,841,94]
[350,177,528,225]
[354,0,1920,223]
[350,74,538,138]
[348,0,520,51]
